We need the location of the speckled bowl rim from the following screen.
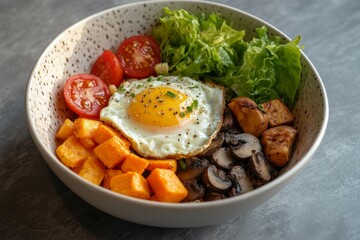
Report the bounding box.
[25,0,329,217]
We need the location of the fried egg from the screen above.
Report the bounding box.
[100,76,224,159]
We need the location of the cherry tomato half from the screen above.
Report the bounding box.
[117,35,161,79]
[63,74,111,118]
[91,50,124,87]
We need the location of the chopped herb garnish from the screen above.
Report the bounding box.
[118,86,126,92]
[130,92,135,98]
[166,91,176,98]
[179,159,187,170]
[189,85,198,89]
[192,99,199,108]
[147,77,154,82]
[179,99,199,118]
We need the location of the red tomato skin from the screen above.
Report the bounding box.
[117,35,161,79]
[63,74,110,118]
[91,50,124,87]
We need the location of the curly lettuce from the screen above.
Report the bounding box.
[152,8,302,108]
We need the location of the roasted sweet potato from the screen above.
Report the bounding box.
[146,159,177,172]
[73,118,101,139]
[110,172,150,200]
[147,168,188,203]
[55,118,75,141]
[93,136,130,168]
[121,153,149,174]
[78,157,105,185]
[56,135,92,168]
[79,138,96,149]
[102,169,124,189]
[93,124,130,147]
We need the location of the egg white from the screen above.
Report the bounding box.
[100,76,224,159]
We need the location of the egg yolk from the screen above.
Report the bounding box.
[128,87,191,127]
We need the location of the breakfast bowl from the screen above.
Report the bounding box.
[25,0,328,227]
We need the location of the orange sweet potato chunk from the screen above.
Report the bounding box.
[78,157,105,185]
[102,169,124,189]
[146,159,177,172]
[56,118,75,141]
[56,136,92,168]
[93,124,130,147]
[121,153,149,174]
[73,118,101,139]
[93,136,130,168]
[110,172,150,200]
[79,138,96,149]
[147,168,188,203]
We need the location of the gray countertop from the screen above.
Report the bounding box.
[1,0,359,239]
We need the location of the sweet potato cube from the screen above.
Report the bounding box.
[149,195,160,201]
[73,118,101,139]
[93,136,130,168]
[56,136,91,168]
[147,168,188,203]
[146,159,177,172]
[79,138,96,149]
[121,153,149,174]
[93,124,130,147]
[102,169,124,189]
[56,119,75,141]
[261,99,295,127]
[71,166,82,174]
[78,157,105,185]
[110,172,150,200]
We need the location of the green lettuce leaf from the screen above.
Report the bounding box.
[228,27,302,107]
[152,8,302,108]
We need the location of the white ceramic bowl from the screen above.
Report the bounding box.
[25,0,328,227]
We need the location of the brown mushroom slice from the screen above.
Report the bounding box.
[203,191,226,201]
[177,157,210,182]
[228,133,262,159]
[228,165,254,197]
[181,180,205,202]
[221,106,235,131]
[228,96,268,137]
[210,147,236,170]
[261,125,297,168]
[249,151,272,183]
[224,127,242,145]
[202,165,232,192]
[198,132,225,157]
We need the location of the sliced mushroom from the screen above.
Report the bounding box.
[228,165,254,197]
[227,133,262,159]
[202,165,232,192]
[249,151,272,184]
[210,147,236,170]
[198,132,225,157]
[224,127,242,145]
[221,106,235,131]
[181,180,205,202]
[261,125,298,168]
[177,157,210,182]
[228,96,268,137]
[203,191,226,201]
